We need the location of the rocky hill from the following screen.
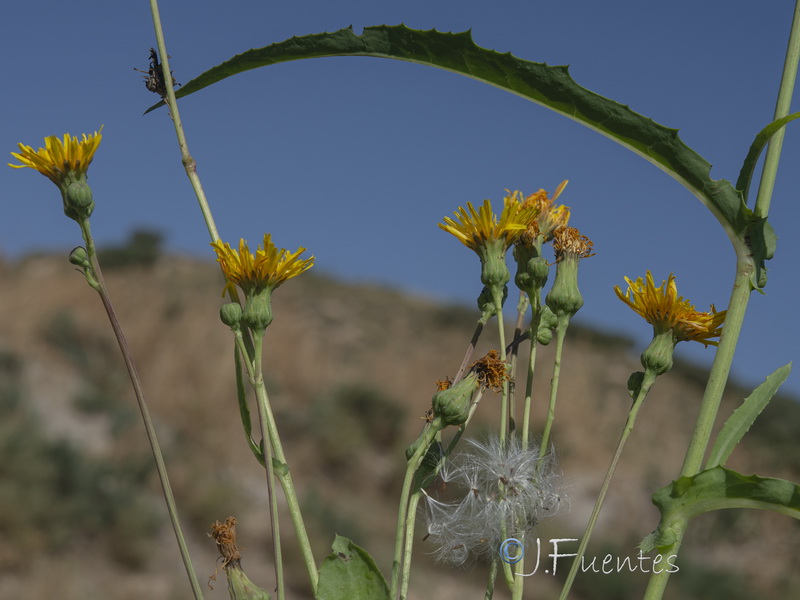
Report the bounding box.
[0,251,797,600]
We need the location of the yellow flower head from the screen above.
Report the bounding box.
[519,180,571,243]
[552,226,595,261]
[615,271,726,347]
[10,129,103,186]
[439,195,538,253]
[211,234,314,295]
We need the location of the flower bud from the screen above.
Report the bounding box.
[68,246,90,269]
[640,330,675,376]
[225,564,272,599]
[477,285,507,323]
[62,180,94,221]
[220,302,243,329]
[513,246,549,297]
[431,372,479,427]
[242,292,273,332]
[545,256,583,319]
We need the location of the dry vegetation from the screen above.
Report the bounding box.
[0,250,797,600]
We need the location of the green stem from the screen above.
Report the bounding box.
[251,331,285,600]
[642,259,753,600]
[492,288,510,443]
[507,291,529,437]
[390,422,441,599]
[399,491,423,600]
[521,299,543,452]
[753,0,800,218]
[255,372,319,594]
[643,6,800,596]
[539,316,568,461]
[558,369,657,600]
[78,219,204,599]
[484,557,498,600]
[147,0,220,243]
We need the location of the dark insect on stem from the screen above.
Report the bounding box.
[134,47,179,98]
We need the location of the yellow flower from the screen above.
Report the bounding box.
[9,129,103,185]
[211,234,314,295]
[439,195,538,253]
[615,271,726,347]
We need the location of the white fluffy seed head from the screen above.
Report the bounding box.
[421,435,566,566]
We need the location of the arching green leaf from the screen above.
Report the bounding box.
[706,363,791,469]
[147,27,753,234]
[641,467,800,552]
[736,112,800,200]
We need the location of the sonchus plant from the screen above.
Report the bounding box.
[10,3,800,600]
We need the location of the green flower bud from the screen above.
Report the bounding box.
[536,326,553,345]
[513,246,549,296]
[220,302,243,329]
[226,564,272,600]
[242,292,273,332]
[68,246,90,269]
[640,329,676,376]
[535,306,558,345]
[545,256,583,318]
[479,242,511,290]
[431,372,479,427]
[62,180,94,221]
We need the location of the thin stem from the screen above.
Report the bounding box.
[78,219,204,599]
[492,288,510,443]
[147,0,220,243]
[254,371,319,593]
[399,491,423,600]
[390,422,441,599]
[521,300,543,452]
[507,291,529,436]
[251,331,284,600]
[539,317,568,461]
[453,321,485,384]
[558,369,657,600]
[753,0,800,218]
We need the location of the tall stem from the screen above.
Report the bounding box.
[539,317,568,460]
[251,331,284,600]
[147,0,220,243]
[78,219,204,599]
[643,5,800,597]
[558,370,656,600]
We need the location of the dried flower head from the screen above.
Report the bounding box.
[552,226,595,261]
[469,350,508,393]
[518,180,570,244]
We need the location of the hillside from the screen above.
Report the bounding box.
[0,252,797,600]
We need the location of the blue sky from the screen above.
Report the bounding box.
[3,1,799,397]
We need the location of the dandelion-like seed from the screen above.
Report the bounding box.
[422,435,565,565]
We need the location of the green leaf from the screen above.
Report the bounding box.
[146,26,750,236]
[234,343,265,466]
[316,535,389,600]
[706,363,792,468]
[736,112,800,200]
[642,467,800,552]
